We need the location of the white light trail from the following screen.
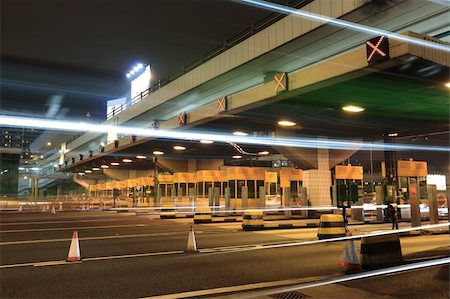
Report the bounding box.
[1,115,449,152]
[238,0,450,53]
[248,257,450,299]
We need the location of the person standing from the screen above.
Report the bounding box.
[388,204,399,229]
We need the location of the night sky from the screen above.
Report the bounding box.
[1,0,293,120]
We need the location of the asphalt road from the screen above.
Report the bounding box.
[1,211,448,298]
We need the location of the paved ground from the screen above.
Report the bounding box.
[0,211,448,298]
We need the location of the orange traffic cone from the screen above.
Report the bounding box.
[67,231,82,262]
[338,233,361,273]
[185,225,199,253]
[51,206,56,215]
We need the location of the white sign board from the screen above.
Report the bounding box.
[131,65,151,102]
[426,174,446,191]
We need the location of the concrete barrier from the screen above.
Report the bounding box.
[360,233,402,269]
[317,214,346,239]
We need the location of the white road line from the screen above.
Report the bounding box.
[0,223,148,233]
[0,250,183,269]
[141,258,450,299]
[0,231,190,246]
[0,218,132,226]
[141,276,326,299]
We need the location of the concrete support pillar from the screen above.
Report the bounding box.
[208,187,214,207]
[427,185,439,225]
[301,187,308,217]
[241,186,248,210]
[171,187,176,200]
[188,188,195,206]
[409,182,421,227]
[283,187,291,219]
[375,185,384,221]
[259,186,265,208]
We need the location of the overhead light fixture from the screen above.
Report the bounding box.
[77,172,84,176]
[342,105,365,113]
[258,151,269,155]
[101,165,109,169]
[47,142,52,146]
[92,167,100,171]
[85,170,92,173]
[40,155,44,159]
[445,82,450,88]
[153,151,164,155]
[111,162,120,166]
[136,155,147,159]
[388,133,398,137]
[100,142,105,147]
[23,176,28,179]
[232,155,242,159]
[173,146,186,151]
[122,159,133,163]
[278,120,296,127]
[200,140,213,144]
[233,131,248,136]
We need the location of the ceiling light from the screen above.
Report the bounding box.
[258,151,269,155]
[111,162,120,166]
[122,159,132,163]
[233,131,248,136]
[173,146,186,150]
[85,170,92,173]
[23,176,28,179]
[342,105,365,113]
[100,142,105,147]
[278,120,296,127]
[92,167,100,171]
[388,133,398,137]
[200,140,213,144]
[47,142,52,146]
[101,165,109,169]
[232,155,242,159]
[153,151,164,155]
[40,155,44,159]
[445,82,450,88]
[136,155,147,159]
[77,172,84,176]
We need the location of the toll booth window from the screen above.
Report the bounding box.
[229,180,235,198]
[198,182,204,198]
[222,182,228,194]
[237,180,245,198]
[270,183,277,195]
[174,183,179,193]
[256,180,264,197]
[180,183,187,196]
[188,183,195,191]
[214,182,221,196]
[205,182,213,195]
[290,181,298,195]
[247,180,255,198]
[159,184,166,197]
[167,184,174,197]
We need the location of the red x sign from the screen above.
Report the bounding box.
[365,35,389,64]
[178,112,186,125]
[217,97,227,113]
[274,73,287,92]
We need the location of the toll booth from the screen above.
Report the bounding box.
[196,170,226,208]
[173,173,197,206]
[138,176,154,206]
[265,171,279,207]
[226,167,266,210]
[279,168,303,206]
[332,165,364,221]
[157,174,174,204]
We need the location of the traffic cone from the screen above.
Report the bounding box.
[18,205,23,212]
[42,205,46,212]
[185,225,199,253]
[51,206,56,215]
[66,231,82,262]
[338,233,361,273]
[59,203,63,211]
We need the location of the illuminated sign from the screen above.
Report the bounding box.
[365,35,389,65]
[427,174,446,191]
[131,65,151,102]
[274,72,287,93]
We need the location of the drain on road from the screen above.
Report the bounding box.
[271,291,310,299]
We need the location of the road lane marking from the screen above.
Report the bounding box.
[0,250,184,269]
[0,218,136,226]
[141,276,326,299]
[0,223,148,233]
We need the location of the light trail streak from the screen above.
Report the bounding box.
[246,257,450,299]
[197,222,450,257]
[1,115,449,152]
[238,0,450,53]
